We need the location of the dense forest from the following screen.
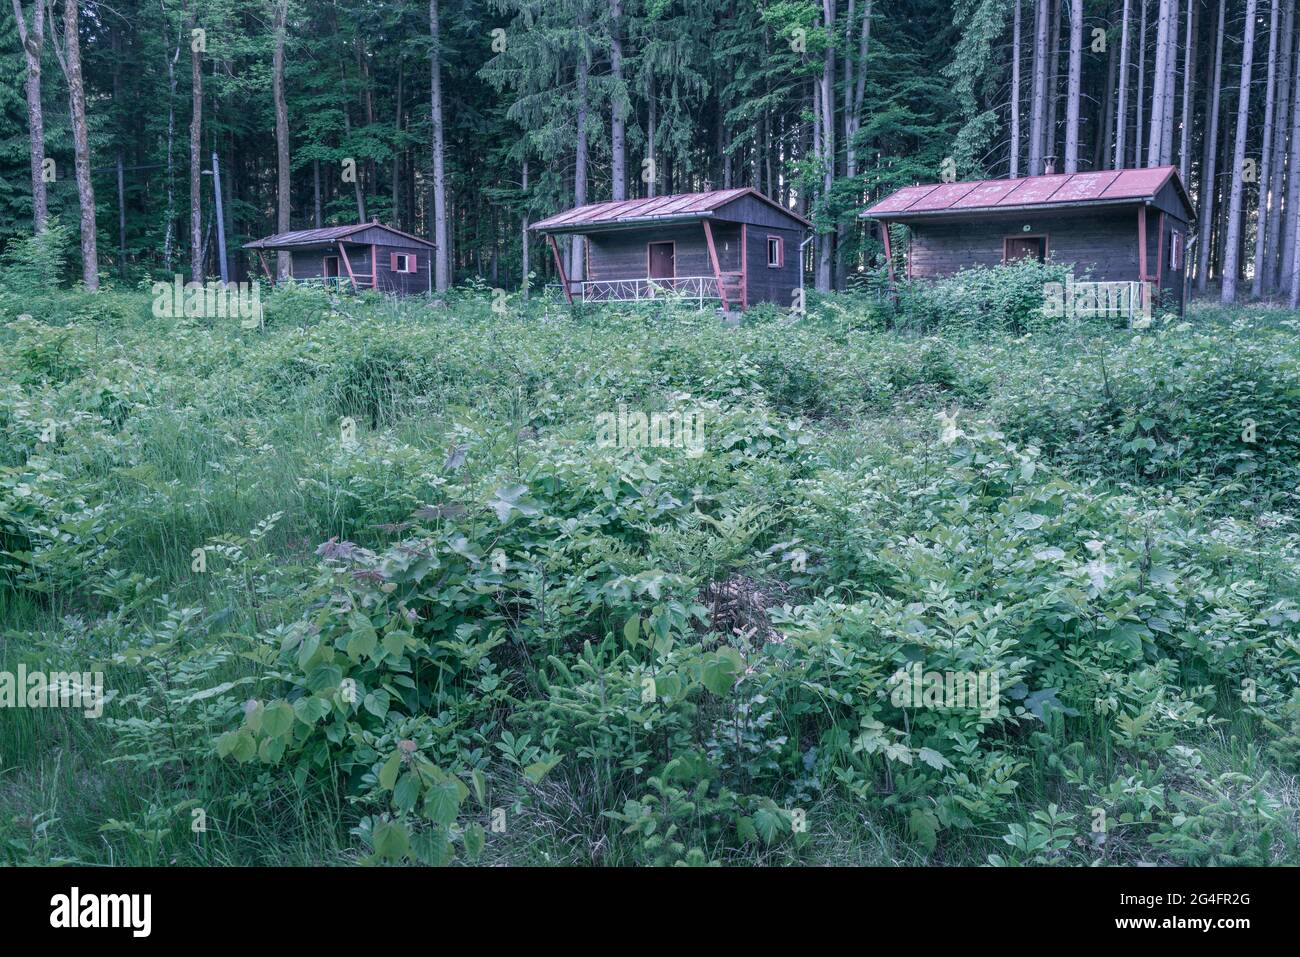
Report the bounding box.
[1,1,1298,298]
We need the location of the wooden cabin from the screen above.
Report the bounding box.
[244,222,435,295]
[530,188,811,311]
[860,166,1195,315]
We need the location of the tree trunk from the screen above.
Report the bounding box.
[392,58,403,230]
[58,0,98,289]
[1011,0,1023,177]
[1045,0,1062,169]
[1221,0,1258,304]
[1267,1,1295,293]
[571,25,590,282]
[1252,0,1280,299]
[1097,4,1118,170]
[12,0,47,232]
[646,73,656,198]
[1029,0,1050,174]
[1135,0,1147,165]
[1159,0,1178,164]
[520,156,529,297]
[816,0,835,292]
[1195,0,1224,293]
[1064,0,1083,172]
[430,0,449,291]
[1146,0,1169,166]
[162,8,179,272]
[1283,15,1300,299]
[1114,0,1131,168]
[1177,0,1195,180]
[610,0,626,202]
[273,0,291,279]
[189,6,203,283]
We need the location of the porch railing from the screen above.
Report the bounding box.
[575,274,741,308]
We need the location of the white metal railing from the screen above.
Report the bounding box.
[272,276,373,291]
[576,275,738,308]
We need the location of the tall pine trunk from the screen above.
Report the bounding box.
[610,0,626,202]
[1196,0,1225,292]
[1064,0,1082,171]
[1221,0,1259,304]
[430,0,449,291]
[59,0,98,288]
[1266,2,1295,292]
[273,0,291,279]
[1146,0,1170,167]
[571,22,590,283]
[1135,0,1147,165]
[1029,0,1050,174]
[1011,0,1022,177]
[1177,0,1195,180]
[12,1,46,232]
[189,7,203,283]
[1114,0,1131,168]
[815,0,834,292]
[1252,0,1280,298]
[1045,0,1062,168]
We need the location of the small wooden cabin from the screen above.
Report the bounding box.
[530,188,811,311]
[244,222,435,295]
[860,166,1195,315]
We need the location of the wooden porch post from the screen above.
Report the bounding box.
[881,220,895,285]
[256,250,273,282]
[338,241,358,289]
[547,234,573,304]
[1137,206,1150,317]
[701,219,731,311]
[740,224,748,310]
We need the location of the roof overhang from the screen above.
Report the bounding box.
[862,196,1150,222]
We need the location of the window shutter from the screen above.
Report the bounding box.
[406,255,417,273]
[390,252,399,272]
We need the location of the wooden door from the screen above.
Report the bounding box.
[323,255,340,278]
[648,242,675,279]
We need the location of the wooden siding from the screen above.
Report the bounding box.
[287,242,430,295]
[712,194,809,232]
[587,223,742,279]
[745,224,802,307]
[904,205,1184,311]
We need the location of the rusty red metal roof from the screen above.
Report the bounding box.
[861,166,1190,219]
[531,187,811,232]
[244,222,435,249]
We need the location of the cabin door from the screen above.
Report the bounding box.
[323,255,340,279]
[648,242,675,280]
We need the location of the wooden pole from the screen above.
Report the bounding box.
[338,241,357,290]
[740,224,748,310]
[881,220,895,284]
[371,243,378,292]
[547,234,573,304]
[256,250,273,282]
[701,219,730,310]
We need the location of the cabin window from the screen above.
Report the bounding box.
[767,236,783,268]
[390,253,417,273]
[1003,236,1047,263]
[1170,231,1183,271]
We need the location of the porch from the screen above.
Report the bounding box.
[571,273,742,307]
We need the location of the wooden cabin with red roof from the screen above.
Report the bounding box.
[244,221,436,295]
[530,188,811,311]
[860,166,1194,314]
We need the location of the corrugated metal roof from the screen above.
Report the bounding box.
[861,166,1189,219]
[244,222,436,249]
[531,187,812,232]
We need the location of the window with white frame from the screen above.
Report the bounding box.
[392,253,417,273]
[767,236,783,268]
